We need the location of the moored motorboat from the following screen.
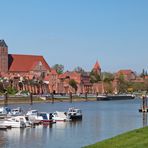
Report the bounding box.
[139,106,148,112]
[26,110,55,123]
[0,107,10,118]
[14,115,32,127]
[9,107,24,116]
[52,111,71,121]
[0,116,26,128]
[67,107,82,120]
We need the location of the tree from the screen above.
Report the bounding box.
[69,79,78,92]
[90,70,101,83]
[73,66,85,74]
[0,82,5,93]
[52,64,64,74]
[117,74,128,93]
[140,69,148,78]
[7,86,17,95]
[102,72,114,83]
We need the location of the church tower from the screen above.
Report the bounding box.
[0,40,8,72]
[93,60,101,76]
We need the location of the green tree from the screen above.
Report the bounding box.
[52,64,64,74]
[69,79,78,92]
[90,70,101,83]
[102,72,114,82]
[117,74,128,93]
[7,86,17,95]
[73,66,85,74]
[140,69,147,78]
[0,82,5,93]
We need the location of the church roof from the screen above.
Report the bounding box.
[8,54,50,72]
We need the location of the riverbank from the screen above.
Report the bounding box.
[0,97,97,105]
[84,126,148,148]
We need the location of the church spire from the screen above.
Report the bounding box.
[93,60,101,70]
[0,40,8,48]
[0,39,8,72]
[93,60,101,75]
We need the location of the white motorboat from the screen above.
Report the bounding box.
[26,110,54,123]
[14,116,32,127]
[9,107,24,116]
[52,111,71,121]
[0,116,26,128]
[67,107,82,120]
[0,107,10,117]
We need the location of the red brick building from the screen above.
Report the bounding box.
[0,40,51,94]
[116,69,136,81]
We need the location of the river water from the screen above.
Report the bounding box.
[0,98,145,148]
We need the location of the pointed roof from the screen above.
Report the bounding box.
[0,40,8,48]
[93,60,101,70]
[8,54,50,72]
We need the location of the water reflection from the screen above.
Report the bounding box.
[142,112,147,127]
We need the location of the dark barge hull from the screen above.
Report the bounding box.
[70,115,82,120]
[97,95,135,101]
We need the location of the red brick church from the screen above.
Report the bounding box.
[0,40,50,74]
[0,39,52,94]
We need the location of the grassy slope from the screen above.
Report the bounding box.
[84,126,148,148]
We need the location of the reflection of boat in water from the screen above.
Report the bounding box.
[53,122,68,129]
[97,94,135,101]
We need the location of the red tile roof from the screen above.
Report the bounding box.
[117,69,134,75]
[8,54,50,72]
[50,68,58,75]
[59,71,70,79]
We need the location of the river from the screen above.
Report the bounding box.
[0,98,145,148]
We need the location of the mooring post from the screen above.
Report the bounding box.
[69,92,72,103]
[143,112,147,127]
[51,93,54,104]
[146,96,147,108]
[142,95,147,112]
[96,92,98,99]
[85,92,88,102]
[30,92,33,105]
[4,91,8,106]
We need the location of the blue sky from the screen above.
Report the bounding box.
[0,0,148,73]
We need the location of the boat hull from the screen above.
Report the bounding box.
[70,115,82,120]
[97,95,135,101]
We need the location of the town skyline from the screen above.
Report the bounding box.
[1,0,148,73]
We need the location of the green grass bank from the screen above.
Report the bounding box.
[84,126,148,148]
